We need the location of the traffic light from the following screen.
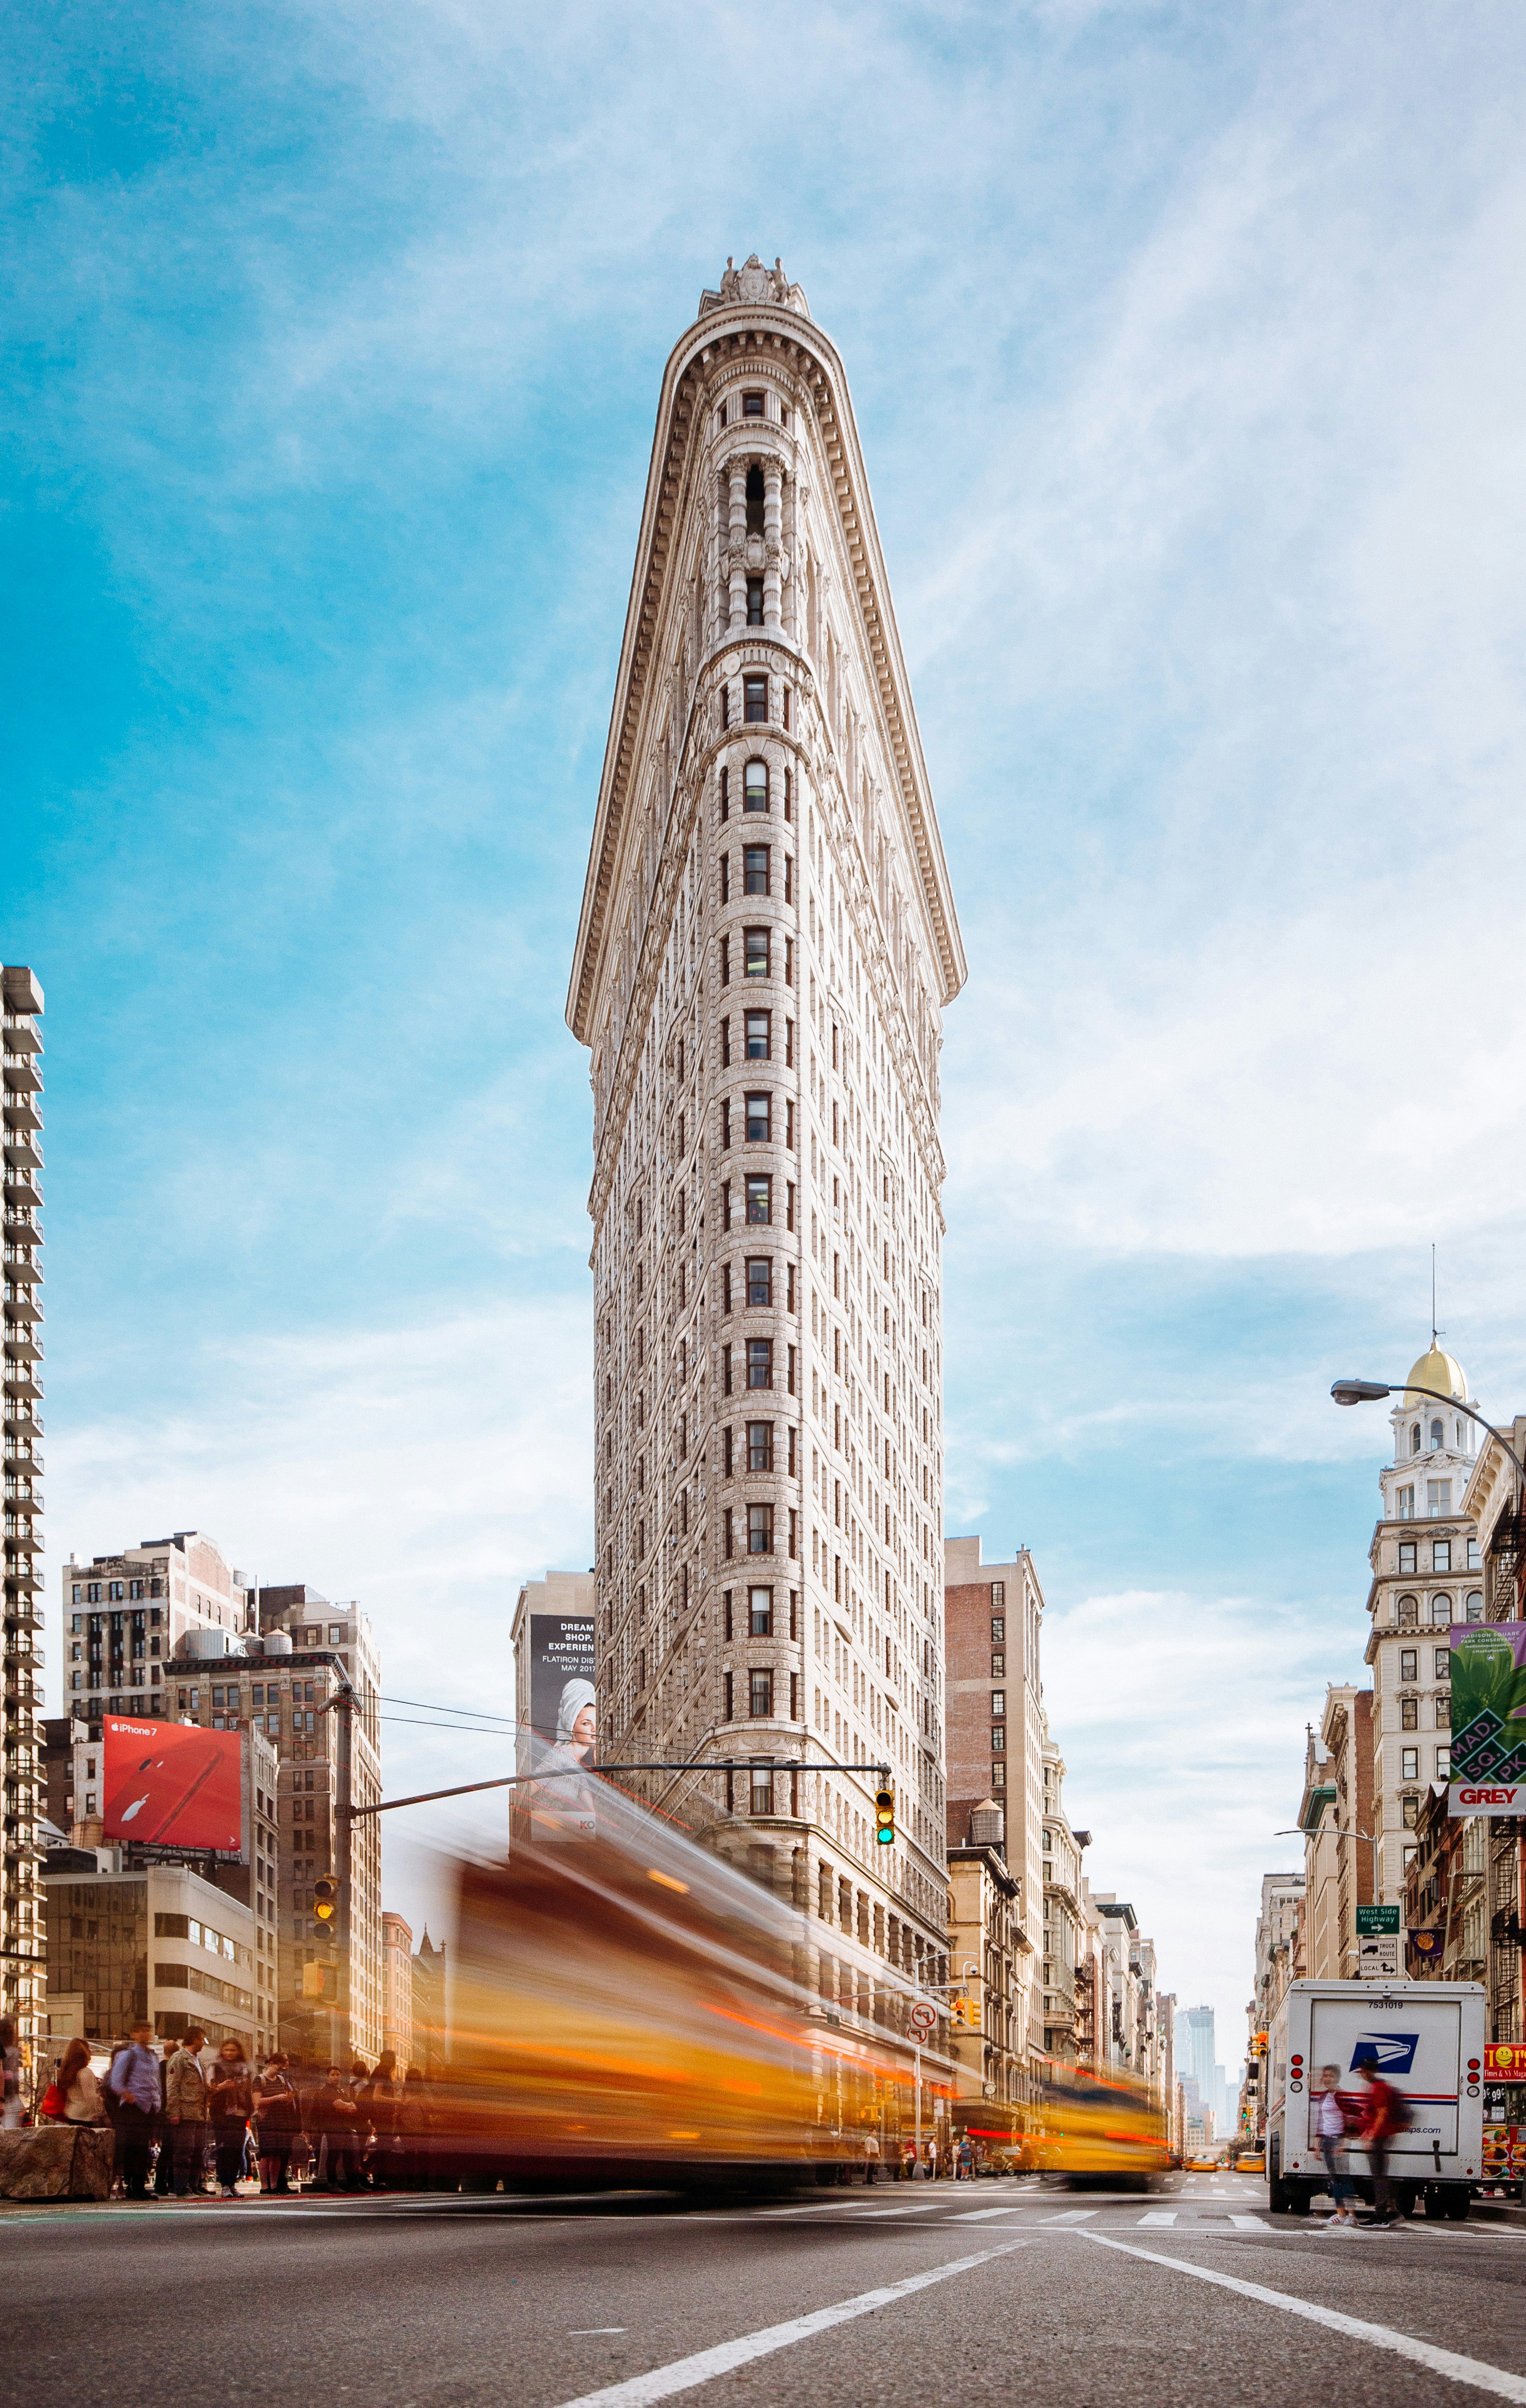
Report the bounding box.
[951,1995,969,2028]
[874,1783,895,1846]
[313,1878,338,1943]
[1251,2031,1269,2058]
[301,1961,326,2000]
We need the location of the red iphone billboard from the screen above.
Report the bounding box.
[102,1717,243,1853]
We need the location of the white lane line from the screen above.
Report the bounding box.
[1078,2230,1526,2402]
[951,2207,1030,2221]
[1137,2212,1178,2228]
[545,2240,1032,2408]
[1039,2208,1097,2224]
[1229,2216,1269,2232]
[851,2202,957,2220]
[570,2330,627,2337]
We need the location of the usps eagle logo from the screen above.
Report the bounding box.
[1350,2032,1419,2074]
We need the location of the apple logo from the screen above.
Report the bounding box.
[120,1794,149,1823]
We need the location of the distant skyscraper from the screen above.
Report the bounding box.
[1183,2002,1218,2105]
[566,256,966,2022]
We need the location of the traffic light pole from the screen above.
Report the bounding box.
[350,1757,894,1817]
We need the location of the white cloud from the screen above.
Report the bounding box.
[47,1297,593,1741]
[1044,1584,1357,2046]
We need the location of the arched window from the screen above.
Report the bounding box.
[744,759,768,812]
[1456,1418,1467,1450]
[1396,1593,1419,1629]
[1465,1590,1484,1623]
[745,465,765,536]
[1430,1417,1443,1451]
[1412,1424,1421,1455]
[1430,1594,1452,1626]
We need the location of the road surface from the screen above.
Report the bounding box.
[9,2171,1526,2407]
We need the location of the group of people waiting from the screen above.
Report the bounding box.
[37,2022,438,2199]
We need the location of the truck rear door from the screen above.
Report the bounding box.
[1307,1996,1459,2161]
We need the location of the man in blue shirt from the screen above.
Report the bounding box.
[110,2022,162,2199]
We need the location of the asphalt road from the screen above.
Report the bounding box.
[9,2171,1526,2408]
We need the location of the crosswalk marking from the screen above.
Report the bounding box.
[1228,2215,1267,2231]
[1137,2212,1178,2227]
[951,2207,1030,2221]
[1039,2208,1097,2224]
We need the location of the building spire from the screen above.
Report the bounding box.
[1431,1241,1438,1348]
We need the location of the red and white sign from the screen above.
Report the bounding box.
[908,2001,937,2037]
[1451,1784,1526,1816]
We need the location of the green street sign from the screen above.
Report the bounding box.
[1356,1904,1401,1935]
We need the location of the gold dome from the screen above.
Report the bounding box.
[1402,1343,1467,1407]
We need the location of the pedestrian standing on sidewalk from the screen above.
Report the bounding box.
[1,2016,22,2129]
[253,2052,301,2193]
[1355,2056,1409,2228]
[1314,2066,1357,2231]
[55,2039,105,2126]
[165,2028,210,2196]
[956,2135,974,2181]
[108,2022,161,2199]
[207,2039,253,2198]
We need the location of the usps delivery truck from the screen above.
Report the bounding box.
[1264,1978,1486,2219]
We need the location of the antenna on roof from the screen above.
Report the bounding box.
[1431,1242,1438,1348]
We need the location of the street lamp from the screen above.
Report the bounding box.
[1276,1824,1378,1871]
[1331,1377,1526,1491]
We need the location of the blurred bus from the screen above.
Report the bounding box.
[1031,2060,1172,2188]
[430,1773,929,2191]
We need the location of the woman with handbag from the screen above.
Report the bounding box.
[40,2038,104,2126]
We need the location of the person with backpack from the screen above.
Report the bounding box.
[1355,2055,1411,2226]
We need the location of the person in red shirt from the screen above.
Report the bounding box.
[1355,2059,1407,2228]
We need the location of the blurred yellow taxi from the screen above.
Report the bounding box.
[1235,2150,1266,2174]
[1185,2153,1219,2171]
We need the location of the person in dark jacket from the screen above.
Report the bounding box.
[165,2029,210,2196]
[253,2052,301,2193]
[207,2039,253,2198]
[309,2065,360,2191]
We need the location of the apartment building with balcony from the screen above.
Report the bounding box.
[2,964,45,2082]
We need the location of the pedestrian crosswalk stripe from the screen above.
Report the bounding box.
[1137,2212,1177,2227]
[1039,2208,1096,2223]
[1228,2215,1267,2231]
[951,2207,1030,2220]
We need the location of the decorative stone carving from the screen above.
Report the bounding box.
[0,2124,114,2200]
[698,255,811,320]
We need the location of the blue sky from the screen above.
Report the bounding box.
[8,0,1526,2057]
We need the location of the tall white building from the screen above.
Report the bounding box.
[2,965,45,2080]
[1364,1340,1483,1905]
[566,256,966,2024]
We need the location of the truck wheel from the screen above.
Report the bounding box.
[1286,2186,1310,2215]
[1446,2188,1472,2221]
[1268,2174,1291,2215]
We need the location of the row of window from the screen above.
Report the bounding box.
[1393,1590,1482,1625]
[719,846,792,902]
[721,1502,799,1556]
[720,1338,798,1394]
[1395,1535,1478,1570]
[1399,1647,1457,1683]
[72,1609,163,1633]
[719,1257,796,1313]
[718,928,794,985]
[1397,1695,1448,1730]
[720,1176,796,1230]
[719,1092,795,1148]
[719,675,789,734]
[720,1422,798,1475]
[719,1009,791,1065]
[718,759,790,818]
[72,1578,163,1603]
[1407,1417,1472,1458]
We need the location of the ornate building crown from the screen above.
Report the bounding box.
[699,254,811,319]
